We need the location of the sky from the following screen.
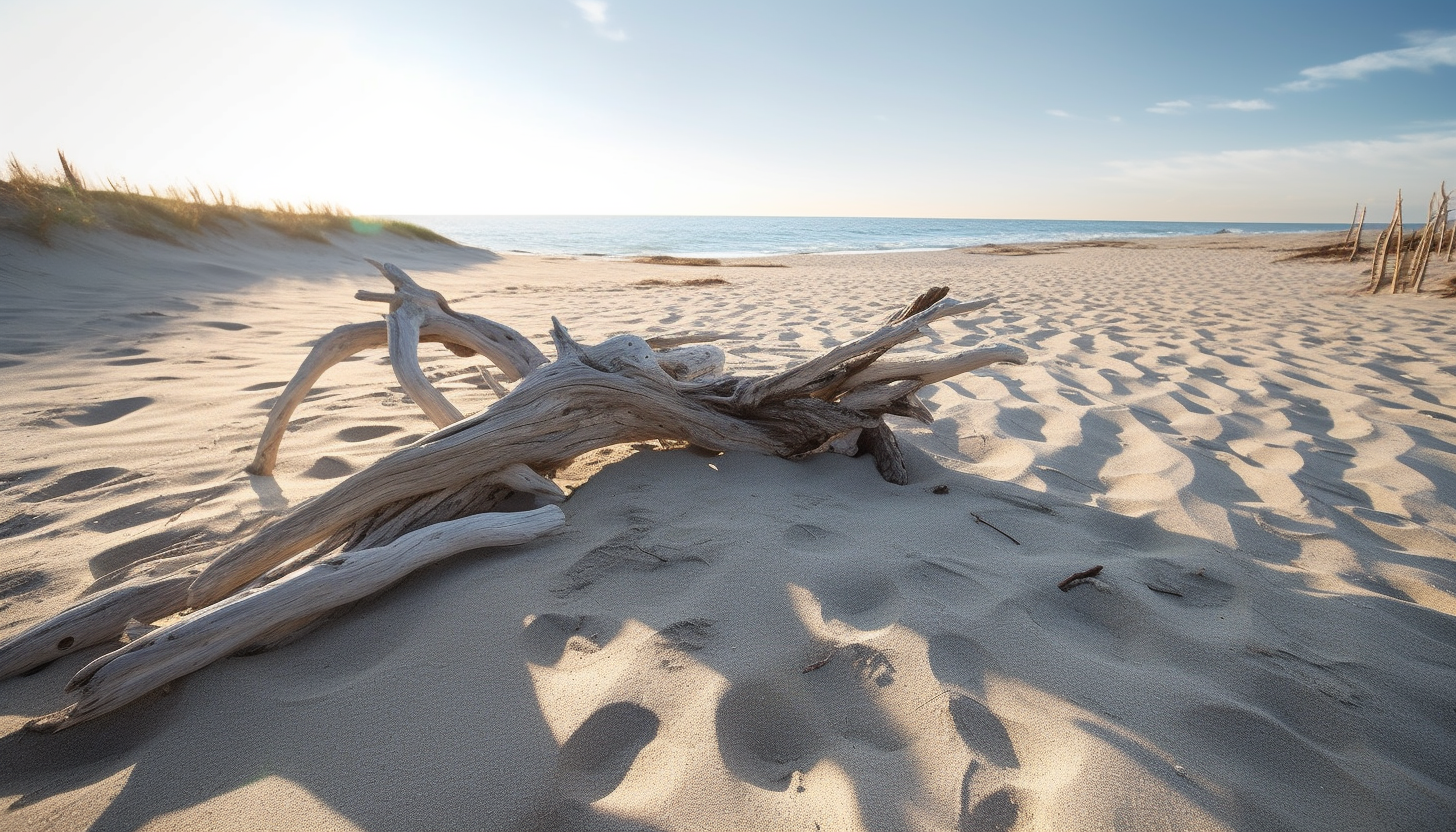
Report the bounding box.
[2,0,1454,221]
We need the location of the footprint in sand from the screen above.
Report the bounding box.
[198,321,251,331]
[62,396,153,427]
[550,528,708,598]
[557,702,660,802]
[799,643,906,750]
[715,682,826,790]
[717,644,909,792]
[653,618,716,652]
[1057,387,1095,407]
[520,613,624,667]
[959,776,1025,832]
[241,381,287,392]
[813,568,902,632]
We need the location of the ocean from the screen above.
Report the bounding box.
[391,215,1347,258]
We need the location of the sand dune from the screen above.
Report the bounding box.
[1,226,1454,831]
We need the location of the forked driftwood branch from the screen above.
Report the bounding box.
[248,259,548,475]
[0,266,1026,731]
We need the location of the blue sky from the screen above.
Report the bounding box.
[2,0,1453,220]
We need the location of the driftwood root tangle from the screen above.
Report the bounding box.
[1,266,1026,731]
[191,286,1023,608]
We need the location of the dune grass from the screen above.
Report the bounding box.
[0,152,453,246]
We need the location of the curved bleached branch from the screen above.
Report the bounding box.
[246,260,548,475]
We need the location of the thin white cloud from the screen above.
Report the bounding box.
[1147,100,1191,115]
[572,0,626,41]
[1278,32,1456,92]
[1210,98,1274,111]
[1046,109,1122,123]
[1104,130,1456,184]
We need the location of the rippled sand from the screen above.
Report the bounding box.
[1,227,1453,831]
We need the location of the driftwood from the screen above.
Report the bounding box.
[1347,205,1366,262]
[1391,193,1406,293]
[29,507,565,731]
[1369,191,1403,293]
[1411,185,1448,294]
[248,260,548,475]
[0,266,1026,731]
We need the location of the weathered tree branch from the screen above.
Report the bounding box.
[247,259,549,475]
[0,266,1026,731]
[26,507,565,732]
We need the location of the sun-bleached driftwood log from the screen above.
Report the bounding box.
[247,259,548,476]
[190,292,1022,610]
[0,565,199,681]
[26,506,565,732]
[2,267,1025,731]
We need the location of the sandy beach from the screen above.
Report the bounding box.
[2,224,1454,831]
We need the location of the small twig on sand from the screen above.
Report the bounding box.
[1059,565,1103,591]
[971,512,1019,545]
[803,647,839,673]
[915,689,953,712]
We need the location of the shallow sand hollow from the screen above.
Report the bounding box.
[1,228,1454,832]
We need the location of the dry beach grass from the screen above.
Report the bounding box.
[0,154,450,247]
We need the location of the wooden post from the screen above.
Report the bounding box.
[1347,204,1366,262]
[1368,193,1399,293]
[1412,185,1448,294]
[1368,227,1390,294]
[1443,183,1455,264]
[1389,191,1404,293]
[1344,202,1360,243]
[1402,192,1434,294]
